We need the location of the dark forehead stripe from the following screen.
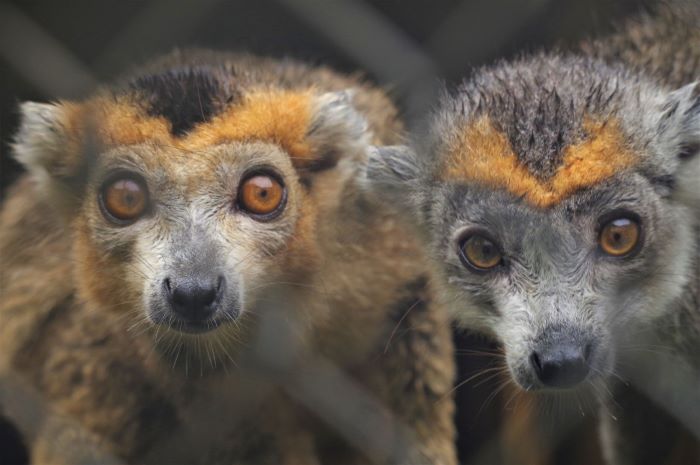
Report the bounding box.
[455,56,629,180]
[129,66,237,137]
[489,89,585,180]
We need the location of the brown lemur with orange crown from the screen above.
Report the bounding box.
[366,3,699,465]
[0,50,457,464]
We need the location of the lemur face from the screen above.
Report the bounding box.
[368,55,700,392]
[86,141,300,335]
[429,173,692,391]
[14,67,368,342]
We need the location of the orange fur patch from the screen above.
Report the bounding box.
[61,90,316,167]
[442,117,637,208]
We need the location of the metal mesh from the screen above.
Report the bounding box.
[0,1,696,464]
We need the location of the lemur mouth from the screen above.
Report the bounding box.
[169,318,226,334]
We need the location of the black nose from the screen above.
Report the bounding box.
[530,343,591,388]
[164,276,224,322]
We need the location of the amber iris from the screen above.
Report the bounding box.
[460,234,502,270]
[599,217,640,257]
[101,177,148,222]
[238,174,285,216]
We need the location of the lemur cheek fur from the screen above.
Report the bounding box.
[72,221,140,315]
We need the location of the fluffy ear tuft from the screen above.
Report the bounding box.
[365,144,420,189]
[12,102,69,178]
[363,144,424,216]
[659,82,700,209]
[659,82,700,161]
[311,90,368,139]
[304,90,370,172]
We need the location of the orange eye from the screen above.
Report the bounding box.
[459,233,503,271]
[100,176,148,223]
[238,173,286,218]
[599,217,640,257]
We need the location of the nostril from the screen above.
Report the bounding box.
[164,276,224,322]
[584,342,593,362]
[530,351,543,376]
[531,347,590,388]
[200,286,217,307]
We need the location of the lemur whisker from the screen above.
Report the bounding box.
[476,378,512,420]
[384,298,422,354]
[437,365,507,404]
[246,281,331,296]
[454,349,505,357]
[502,385,523,411]
[472,369,511,389]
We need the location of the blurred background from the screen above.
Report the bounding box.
[0,0,657,463]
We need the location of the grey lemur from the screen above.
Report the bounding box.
[0,50,457,464]
[366,3,700,464]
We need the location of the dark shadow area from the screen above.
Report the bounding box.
[0,415,29,465]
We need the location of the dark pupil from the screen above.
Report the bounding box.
[468,236,498,263]
[124,192,135,206]
[259,188,268,199]
[609,218,632,246]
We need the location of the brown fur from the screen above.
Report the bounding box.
[60,90,316,162]
[581,2,700,90]
[0,51,456,465]
[442,117,637,208]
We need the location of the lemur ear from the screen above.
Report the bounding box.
[13,101,72,180]
[366,145,420,187]
[660,82,700,162]
[660,82,700,208]
[364,144,422,211]
[304,90,370,172]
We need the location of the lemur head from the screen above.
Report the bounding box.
[368,54,700,392]
[13,60,369,353]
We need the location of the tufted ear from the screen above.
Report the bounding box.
[302,90,370,173]
[364,144,424,216]
[658,82,700,209]
[366,144,420,189]
[11,100,97,213]
[13,100,97,200]
[13,102,68,176]
[660,82,700,159]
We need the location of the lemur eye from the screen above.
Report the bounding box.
[458,232,503,271]
[238,172,286,219]
[100,174,148,224]
[599,216,641,257]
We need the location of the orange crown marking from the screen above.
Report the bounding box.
[442,117,637,208]
[62,90,316,166]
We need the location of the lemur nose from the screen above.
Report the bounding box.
[164,276,224,322]
[530,342,591,388]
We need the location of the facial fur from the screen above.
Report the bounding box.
[367,54,700,392]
